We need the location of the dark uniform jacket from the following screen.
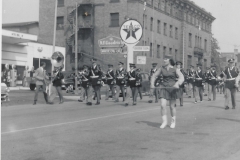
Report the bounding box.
[127,69,137,87]
[180,69,187,87]
[187,70,195,84]
[52,71,64,87]
[80,70,91,88]
[89,65,102,86]
[106,69,115,85]
[224,66,239,89]
[194,70,204,87]
[204,72,211,83]
[2,69,11,86]
[136,72,142,87]
[116,68,127,86]
[209,70,218,85]
[149,68,158,80]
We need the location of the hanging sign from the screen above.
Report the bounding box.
[136,56,146,64]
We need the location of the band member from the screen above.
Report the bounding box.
[194,64,204,103]
[89,58,102,105]
[219,70,225,94]
[50,65,64,104]
[208,64,218,101]
[33,62,52,105]
[176,61,185,106]
[203,67,210,96]
[80,65,93,106]
[149,63,159,103]
[93,64,103,100]
[2,64,11,87]
[78,67,86,102]
[115,62,127,102]
[224,59,240,110]
[136,68,143,100]
[126,63,138,105]
[187,65,195,98]
[105,64,116,100]
[151,55,184,129]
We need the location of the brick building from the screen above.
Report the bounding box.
[39,0,215,71]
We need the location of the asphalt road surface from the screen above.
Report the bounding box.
[1,92,240,160]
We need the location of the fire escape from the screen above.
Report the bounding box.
[66,0,94,63]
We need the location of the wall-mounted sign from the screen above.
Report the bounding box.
[98,35,126,54]
[120,20,143,44]
[136,56,146,64]
[133,46,150,51]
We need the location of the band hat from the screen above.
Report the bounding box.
[152,63,158,66]
[129,63,136,68]
[164,54,173,59]
[196,63,202,67]
[228,58,235,63]
[91,58,97,62]
[206,67,210,70]
[190,65,194,68]
[211,64,216,68]
[83,65,88,68]
[176,61,183,65]
[108,64,113,67]
[118,62,124,65]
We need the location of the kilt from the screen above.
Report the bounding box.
[225,79,236,89]
[91,77,101,86]
[158,81,181,100]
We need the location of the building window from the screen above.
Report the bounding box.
[57,0,64,7]
[169,48,172,55]
[143,14,145,29]
[150,43,153,57]
[204,39,207,51]
[151,0,154,6]
[195,35,197,47]
[150,17,153,31]
[188,33,192,47]
[175,49,178,61]
[157,20,161,33]
[175,27,178,39]
[145,41,147,56]
[187,55,192,68]
[158,0,161,9]
[200,37,202,48]
[157,45,161,58]
[163,46,166,57]
[164,23,167,36]
[169,25,173,37]
[170,4,173,15]
[110,0,120,3]
[57,16,64,30]
[145,15,147,29]
[204,59,207,70]
[110,13,119,27]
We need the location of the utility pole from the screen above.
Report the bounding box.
[75,2,78,94]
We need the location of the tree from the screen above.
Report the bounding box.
[211,37,221,73]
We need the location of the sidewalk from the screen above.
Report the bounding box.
[9,86,30,91]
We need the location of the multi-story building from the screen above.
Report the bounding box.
[221,49,240,69]
[39,0,215,71]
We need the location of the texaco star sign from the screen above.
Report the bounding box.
[120,20,143,44]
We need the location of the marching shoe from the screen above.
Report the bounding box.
[114,99,119,103]
[194,101,197,104]
[59,100,64,104]
[188,96,191,98]
[33,101,37,105]
[78,99,83,102]
[87,102,92,106]
[225,106,229,110]
[133,102,137,105]
[95,102,100,105]
[155,100,158,103]
[180,104,183,107]
[170,117,176,129]
[125,103,128,107]
[148,100,153,103]
[208,98,211,101]
[160,115,168,129]
[232,106,235,109]
[47,102,54,105]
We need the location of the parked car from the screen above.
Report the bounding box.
[1,83,10,102]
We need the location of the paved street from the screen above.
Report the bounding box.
[1,92,240,160]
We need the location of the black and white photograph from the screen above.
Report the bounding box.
[1,0,240,159]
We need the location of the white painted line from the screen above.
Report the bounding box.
[1,107,160,135]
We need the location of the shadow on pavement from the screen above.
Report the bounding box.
[136,121,161,128]
[216,118,240,123]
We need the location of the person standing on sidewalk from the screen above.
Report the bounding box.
[187,65,195,98]
[136,68,143,100]
[33,62,52,105]
[148,63,159,103]
[194,64,204,104]
[203,67,210,96]
[224,59,240,110]
[81,65,93,106]
[151,55,184,129]
[208,64,218,101]
[126,64,138,105]
[176,61,186,106]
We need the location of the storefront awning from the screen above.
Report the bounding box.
[2,29,38,44]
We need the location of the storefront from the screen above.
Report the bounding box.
[2,29,65,86]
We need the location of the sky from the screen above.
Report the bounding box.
[191,0,240,53]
